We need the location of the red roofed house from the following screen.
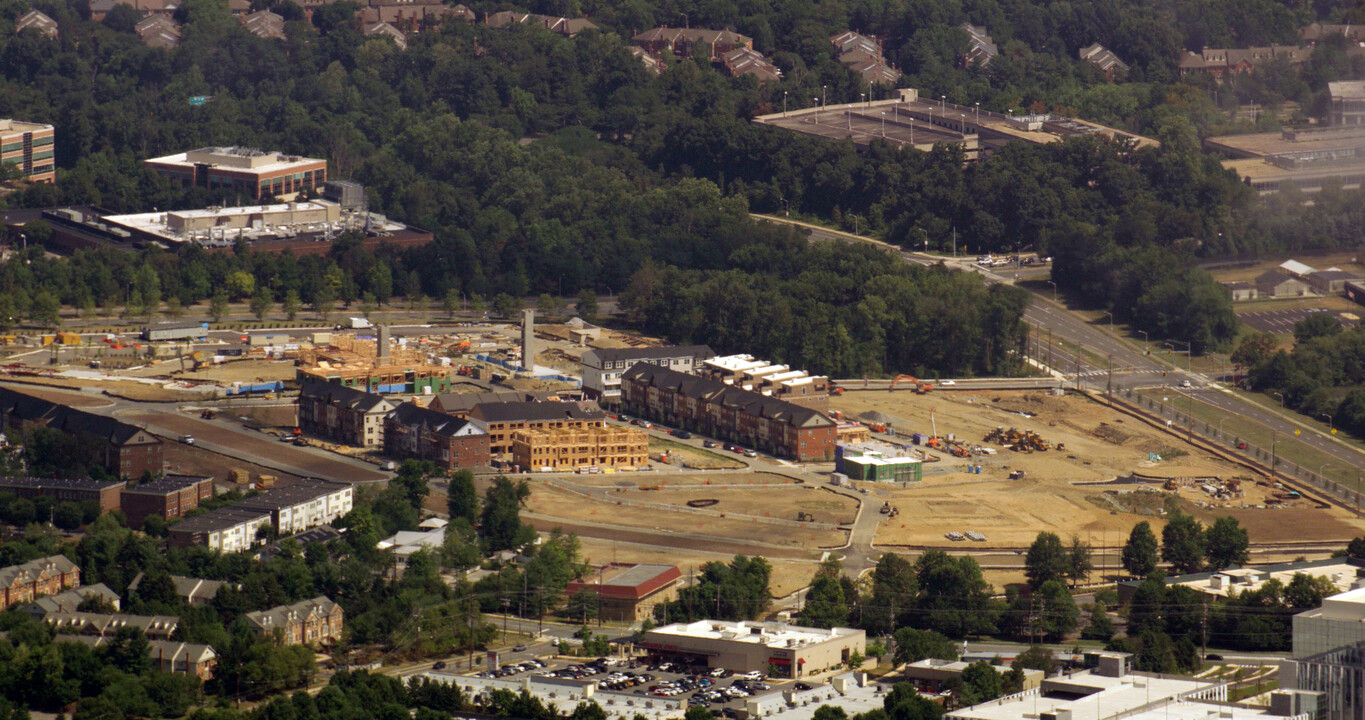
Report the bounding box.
[565,564,681,622]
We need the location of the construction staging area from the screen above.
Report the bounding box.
[827,389,1363,548]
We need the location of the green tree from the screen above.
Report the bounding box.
[884,682,944,720]
[283,290,302,321]
[1347,537,1365,560]
[1033,580,1080,642]
[493,293,521,318]
[1025,532,1068,590]
[1161,512,1206,574]
[1123,521,1160,577]
[479,477,534,552]
[566,588,600,624]
[1293,313,1343,344]
[447,469,479,524]
[1230,333,1276,371]
[955,661,1003,706]
[165,296,183,318]
[1205,516,1250,570]
[537,293,561,317]
[405,271,423,310]
[210,292,230,322]
[226,271,256,300]
[576,289,598,319]
[798,559,851,629]
[443,288,459,317]
[32,291,61,327]
[313,286,336,320]
[892,628,958,664]
[864,553,918,635]
[1067,535,1093,585]
[251,286,274,321]
[360,293,378,319]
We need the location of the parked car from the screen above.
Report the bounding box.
[178,435,195,445]
[671,429,692,439]
[703,440,718,448]
[433,661,446,670]
[794,683,812,691]
[512,644,526,651]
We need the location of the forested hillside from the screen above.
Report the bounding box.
[0,0,1362,358]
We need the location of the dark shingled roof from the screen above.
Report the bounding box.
[298,381,393,413]
[387,403,487,437]
[0,387,159,447]
[622,363,834,428]
[470,400,606,424]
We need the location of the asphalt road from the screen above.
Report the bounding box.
[756,214,1365,500]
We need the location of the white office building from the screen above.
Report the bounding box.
[1293,586,1365,659]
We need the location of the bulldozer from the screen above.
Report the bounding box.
[889,374,934,394]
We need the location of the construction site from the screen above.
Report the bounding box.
[827,388,1364,548]
[294,326,465,394]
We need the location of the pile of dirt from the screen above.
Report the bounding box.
[991,392,1070,416]
[1092,422,1132,445]
[859,410,903,425]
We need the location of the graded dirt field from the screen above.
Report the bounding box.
[566,471,797,487]
[521,482,848,550]
[648,438,746,470]
[613,484,858,525]
[574,537,820,598]
[830,389,1364,547]
[161,441,302,484]
[0,382,112,407]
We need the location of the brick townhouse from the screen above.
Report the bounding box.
[0,555,80,611]
[620,364,836,462]
[119,474,215,529]
[0,387,162,479]
[246,596,343,646]
[297,381,396,448]
[384,402,490,470]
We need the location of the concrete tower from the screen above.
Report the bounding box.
[521,309,535,370]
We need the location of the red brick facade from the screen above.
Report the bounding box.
[120,476,215,529]
[0,555,80,611]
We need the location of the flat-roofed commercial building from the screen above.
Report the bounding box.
[0,477,126,513]
[1294,586,1365,659]
[511,426,648,472]
[144,147,326,200]
[236,480,353,535]
[167,506,272,553]
[641,620,865,679]
[0,119,55,183]
[565,564,681,622]
[580,345,714,401]
[1120,558,1365,606]
[1330,80,1365,126]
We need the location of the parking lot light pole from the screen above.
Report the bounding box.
[1101,310,1113,333]
[1046,280,1057,301]
[1272,391,1285,408]
[1138,330,1148,353]
[1321,412,1334,432]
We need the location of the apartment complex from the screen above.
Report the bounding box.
[719,47,783,83]
[511,426,648,472]
[383,402,490,470]
[427,390,554,416]
[237,480,354,535]
[129,573,238,606]
[0,555,80,611]
[698,354,831,411]
[44,612,179,639]
[144,146,326,200]
[0,477,127,513]
[295,330,459,395]
[829,31,901,86]
[621,364,837,462]
[1178,45,1312,78]
[168,506,273,553]
[959,24,998,67]
[25,584,120,616]
[565,564,682,622]
[641,620,865,678]
[0,119,55,184]
[468,400,608,457]
[14,10,58,39]
[632,27,752,61]
[485,11,597,37]
[298,381,397,448]
[0,387,163,479]
[580,345,714,401]
[245,596,343,646]
[120,474,215,529]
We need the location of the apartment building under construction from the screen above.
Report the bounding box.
[295,326,459,394]
[511,426,648,471]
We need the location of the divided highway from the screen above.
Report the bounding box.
[754,214,1365,494]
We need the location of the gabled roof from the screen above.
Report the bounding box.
[43,611,179,636]
[470,400,606,424]
[387,402,487,437]
[362,20,407,48]
[26,583,120,614]
[55,635,216,664]
[245,596,340,632]
[0,555,78,589]
[721,47,783,82]
[1078,43,1129,73]
[632,26,752,48]
[0,387,159,447]
[623,363,834,429]
[299,381,396,413]
[15,9,58,37]
[429,390,554,414]
[1255,270,1303,287]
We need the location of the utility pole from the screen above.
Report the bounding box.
[1201,597,1208,659]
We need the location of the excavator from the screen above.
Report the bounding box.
[889,374,934,394]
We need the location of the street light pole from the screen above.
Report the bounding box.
[1046,280,1057,301]
[783,91,788,116]
[1101,310,1113,333]
[1138,330,1149,354]
[1321,412,1334,432]
[1272,392,1285,408]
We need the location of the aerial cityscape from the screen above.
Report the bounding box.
[1,1,1365,720]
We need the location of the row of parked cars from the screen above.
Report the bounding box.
[478,658,547,678]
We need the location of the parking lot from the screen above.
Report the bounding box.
[1237,307,1359,334]
[473,656,811,715]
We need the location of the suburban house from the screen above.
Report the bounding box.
[167,506,273,554]
[128,573,240,606]
[829,31,901,86]
[119,474,215,529]
[1178,45,1312,78]
[959,24,998,67]
[631,27,753,62]
[245,596,343,646]
[24,583,120,617]
[1078,43,1129,80]
[15,9,58,38]
[383,402,490,470]
[427,390,555,417]
[297,381,397,448]
[485,11,596,37]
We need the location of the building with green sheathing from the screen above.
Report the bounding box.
[836,445,922,483]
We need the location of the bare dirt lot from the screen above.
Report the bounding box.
[161,441,302,484]
[830,389,1364,547]
[0,382,112,407]
[613,485,858,525]
[178,359,299,384]
[566,471,796,487]
[648,438,746,470]
[521,482,848,550]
